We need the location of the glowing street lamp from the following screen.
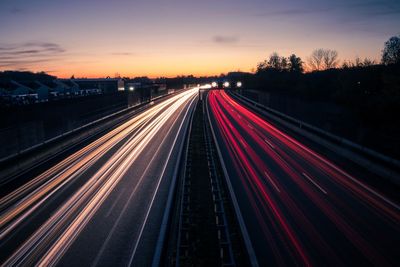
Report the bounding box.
[236,81,242,88]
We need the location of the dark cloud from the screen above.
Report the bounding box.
[348,0,400,16]
[213,35,239,44]
[10,7,23,14]
[255,1,400,19]
[0,42,65,69]
[0,59,55,68]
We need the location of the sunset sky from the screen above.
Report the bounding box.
[1,0,399,78]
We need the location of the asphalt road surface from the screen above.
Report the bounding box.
[0,88,198,266]
[206,89,400,267]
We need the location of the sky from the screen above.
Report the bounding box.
[1,0,400,78]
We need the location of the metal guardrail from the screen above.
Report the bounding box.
[175,108,194,266]
[230,91,400,169]
[203,100,236,267]
[151,95,198,267]
[205,92,260,267]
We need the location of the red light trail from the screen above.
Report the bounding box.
[207,89,399,266]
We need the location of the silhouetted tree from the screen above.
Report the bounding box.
[308,49,339,71]
[256,60,268,73]
[342,57,376,68]
[323,49,339,69]
[382,35,400,65]
[257,52,289,72]
[281,56,288,70]
[362,58,375,67]
[288,54,304,72]
[268,52,281,69]
[308,49,324,71]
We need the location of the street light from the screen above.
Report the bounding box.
[129,86,134,91]
[223,81,230,88]
[236,81,242,88]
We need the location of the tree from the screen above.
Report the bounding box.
[308,49,324,71]
[341,57,376,68]
[382,35,400,65]
[257,52,289,73]
[323,49,339,69]
[308,48,339,71]
[281,56,288,70]
[362,58,375,67]
[288,54,304,72]
[267,52,282,70]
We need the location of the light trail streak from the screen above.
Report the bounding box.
[207,90,400,266]
[0,88,198,266]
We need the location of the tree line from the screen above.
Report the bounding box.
[256,35,400,73]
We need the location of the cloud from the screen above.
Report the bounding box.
[213,35,239,44]
[111,52,135,56]
[347,0,400,17]
[10,7,23,14]
[0,42,65,69]
[256,7,332,17]
[255,1,400,19]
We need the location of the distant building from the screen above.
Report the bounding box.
[0,75,127,106]
[54,80,73,96]
[124,78,166,93]
[36,81,53,101]
[124,81,142,92]
[70,78,124,94]
[6,81,38,105]
[10,81,33,96]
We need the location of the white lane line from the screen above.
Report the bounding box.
[262,122,400,211]
[105,188,125,218]
[127,95,197,267]
[91,93,197,267]
[264,172,281,193]
[302,172,327,195]
[264,139,275,149]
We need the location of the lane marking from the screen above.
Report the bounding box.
[264,139,275,149]
[264,172,281,193]
[105,188,126,218]
[128,95,197,267]
[302,172,327,195]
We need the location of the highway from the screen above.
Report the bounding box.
[206,90,400,266]
[0,88,198,266]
